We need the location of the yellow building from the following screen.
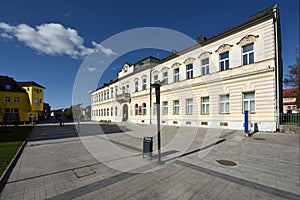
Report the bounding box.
[0,76,45,123]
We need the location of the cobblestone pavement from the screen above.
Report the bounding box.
[0,123,299,199]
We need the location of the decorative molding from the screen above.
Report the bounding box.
[133,78,139,82]
[171,62,182,69]
[122,64,129,72]
[183,57,195,65]
[198,51,212,59]
[215,44,233,54]
[152,70,159,75]
[237,35,259,46]
[161,67,169,73]
[141,75,147,79]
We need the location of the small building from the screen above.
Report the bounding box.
[0,75,46,123]
[283,88,299,113]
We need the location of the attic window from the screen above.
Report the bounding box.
[5,84,11,90]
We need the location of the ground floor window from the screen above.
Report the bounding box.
[162,101,168,115]
[243,92,255,113]
[186,98,193,115]
[201,97,209,114]
[173,100,179,115]
[142,103,146,115]
[135,104,139,115]
[220,94,230,114]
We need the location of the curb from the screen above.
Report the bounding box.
[0,127,33,193]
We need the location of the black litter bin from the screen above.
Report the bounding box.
[143,137,153,159]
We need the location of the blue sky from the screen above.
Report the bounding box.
[0,0,299,109]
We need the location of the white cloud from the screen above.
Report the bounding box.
[83,66,99,72]
[0,22,117,59]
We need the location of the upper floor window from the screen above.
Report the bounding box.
[111,107,113,116]
[162,101,168,115]
[115,88,118,96]
[242,43,254,65]
[186,64,193,79]
[4,97,10,103]
[115,106,118,116]
[220,51,229,71]
[14,97,19,103]
[135,81,138,92]
[122,86,125,94]
[163,72,168,84]
[243,92,255,113]
[153,75,158,83]
[107,108,109,116]
[174,68,179,82]
[5,84,11,90]
[107,91,110,99]
[142,79,147,90]
[186,98,193,115]
[201,58,209,75]
[111,89,114,98]
[220,94,230,114]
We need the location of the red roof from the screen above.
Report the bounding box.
[283,88,299,98]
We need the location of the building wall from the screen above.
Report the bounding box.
[21,86,44,120]
[91,13,280,132]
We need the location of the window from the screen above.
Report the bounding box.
[115,88,118,96]
[201,97,209,114]
[5,108,10,113]
[142,103,146,115]
[122,86,125,94]
[111,89,114,98]
[111,107,113,116]
[135,81,138,92]
[201,58,209,75]
[242,43,254,65]
[162,101,168,115]
[101,93,103,101]
[220,51,229,71]
[101,109,103,116]
[142,79,147,90]
[14,108,19,113]
[173,100,179,115]
[14,97,19,103]
[115,106,118,116]
[135,104,139,115]
[5,84,11,90]
[107,108,109,116]
[186,99,193,115]
[107,91,110,99]
[186,64,193,79]
[103,109,106,116]
[220,94,230,114]
[4,97,10,103]
[163,72,168,84]
[104,93,106,100]
[243,92,255,113]
[126,85,129,93]
[174,68,179,82]
[153,75,158,83]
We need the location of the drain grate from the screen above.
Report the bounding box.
[73,166,96,178]
[216,159,237,166]
[254,137,266,141]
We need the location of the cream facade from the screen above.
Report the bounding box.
[91,5,282,132]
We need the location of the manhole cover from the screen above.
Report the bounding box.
[254,138,266,140]
[73,166,95,178]
[216,159,237,166]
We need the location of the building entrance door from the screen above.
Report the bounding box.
[122,104,128,121]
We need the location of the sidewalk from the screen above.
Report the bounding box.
[0,123,299,199]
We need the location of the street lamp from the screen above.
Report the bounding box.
[150,82,161,164]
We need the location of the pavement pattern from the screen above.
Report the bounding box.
[0,122,299,200]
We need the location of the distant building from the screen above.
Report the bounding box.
[283,88,299,113]
[0,75,46,123]
[90,5,283,132]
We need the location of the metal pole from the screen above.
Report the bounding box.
[154,84,161,164]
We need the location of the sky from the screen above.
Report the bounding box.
[0,0,299,109]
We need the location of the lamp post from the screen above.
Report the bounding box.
[151,83,161,164]
[75,103,83,133]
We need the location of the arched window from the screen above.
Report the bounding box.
[142,103,147,115]
[135,104,139,115]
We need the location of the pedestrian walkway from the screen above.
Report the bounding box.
[0,123,299,199]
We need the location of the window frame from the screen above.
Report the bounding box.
[162,101,168,115]
[220,51,229,71]
[220,94,230,114]
[163,72,168,84]
[142,79,147,90]
[242,43,254,65]
[142,103,147,115]
[186,98,193,115]
[243,92,255,113]
[201,97,209,115]
[186,64,193,79]
[4,97,10,103]
[135,81,138,92]
[201,58,209,75]
[174,68,179,82]
[173,100,180,115]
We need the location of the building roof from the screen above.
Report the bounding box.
[283,88,299,98]
[0,75,27,93]
[18,81,45,89]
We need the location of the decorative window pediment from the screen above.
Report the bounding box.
[161,67,169,73]
[133,78,139,82]
[171,62,181,69]
[198,51,212,59]
[215,44,233,54]
[141,75,147,79]
[237,35,259,46]
[152,70,159,76]
[122,64,129,73]
[183,57,195,65]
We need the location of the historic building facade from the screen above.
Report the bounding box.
[91,5,282,132]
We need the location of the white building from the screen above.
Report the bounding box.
[91,5,283,132]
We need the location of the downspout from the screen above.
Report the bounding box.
[150,66,152,124]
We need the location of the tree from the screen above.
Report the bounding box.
[283,47,300,107]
